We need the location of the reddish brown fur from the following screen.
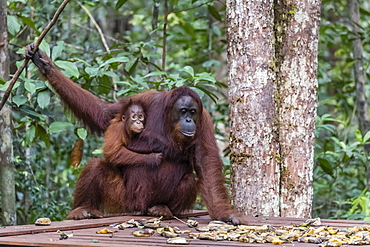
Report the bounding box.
[70,138,83,168]
[26,45,247,224]
[103,101,162,167]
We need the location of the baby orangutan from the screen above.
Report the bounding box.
[103,100,163,167]
[68,100,163,219]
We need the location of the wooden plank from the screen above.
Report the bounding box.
[0,226,298,247]
[0,217,128,237]
[1,213,370,246]
[0,211,209,237]
[0,214,297,247]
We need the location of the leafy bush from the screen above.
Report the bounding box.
[313,114,369,219]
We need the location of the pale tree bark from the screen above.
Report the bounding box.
[348,0,370,187]
[227,0,279,217]
[275,0,320,218]
[0,1,16,225]
[227,0,320,218]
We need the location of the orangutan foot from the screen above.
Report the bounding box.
[147,205,174,219]
[67,206,103,220]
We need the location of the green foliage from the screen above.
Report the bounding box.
[5,0,227,224]
[313,114,368,219]
[346,189,370,220]
[313,0,370,219]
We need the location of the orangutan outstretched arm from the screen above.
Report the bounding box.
[26,44,120,134]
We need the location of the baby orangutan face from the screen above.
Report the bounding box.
[123,104,145,134]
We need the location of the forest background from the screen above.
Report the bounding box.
[1,0,370,225]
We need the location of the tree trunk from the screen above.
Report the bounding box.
[348,0,370,187]
[227,0,320,218]
[274,0,320,218]
[227,0,280,217]
[0,1,16,225]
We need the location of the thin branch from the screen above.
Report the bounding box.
[162,0,168,72]
[70,21,124,44]
[76,1,110,52]
[152,1,160,31]
[0,0,72,111]
[147,1,160,85]
[173,0,219,13]
[76,1,119,101]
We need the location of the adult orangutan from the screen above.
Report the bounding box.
[26,44,248,224]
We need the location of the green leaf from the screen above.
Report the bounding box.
[195,72,216,83]
[212,25,222,36]
[48,122,74,134]
[19,105,45,120]
[20,16,36,32]
[52,41,65,60]
[98,75,111,94]
[24,125,36,147]
[169,0,179,7]
[207,5,222,22]
[362,130,370,144]
[37,125,51,147]
[37,90,50,109]
[125,57,139,75]
[192,85,219,102]
[182,23,195,36]
[92,148,103,154]
[77,128,87,140]
[182,66,194,78]
[55,61,80,78]
[146,53,161,59]
[12,95,28,107]
[131,76,149,90]
[102,71,120,81]
[175,79,186,87]
[360,7,370,17]
[39,40,51,57]
[100,56,129,68]
[318,158,333,176]
[143,71,167,78]
[355,129,362,142]
[85,67,100,77]
[115,81,132,86]
[7,15,21,36]
[202,59,221,68]
[24,80,36,94]
[190,87,205,98]
[116,0,128,9]
[117,87,136,96]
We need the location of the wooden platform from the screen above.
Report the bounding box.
[0,212,369,246]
